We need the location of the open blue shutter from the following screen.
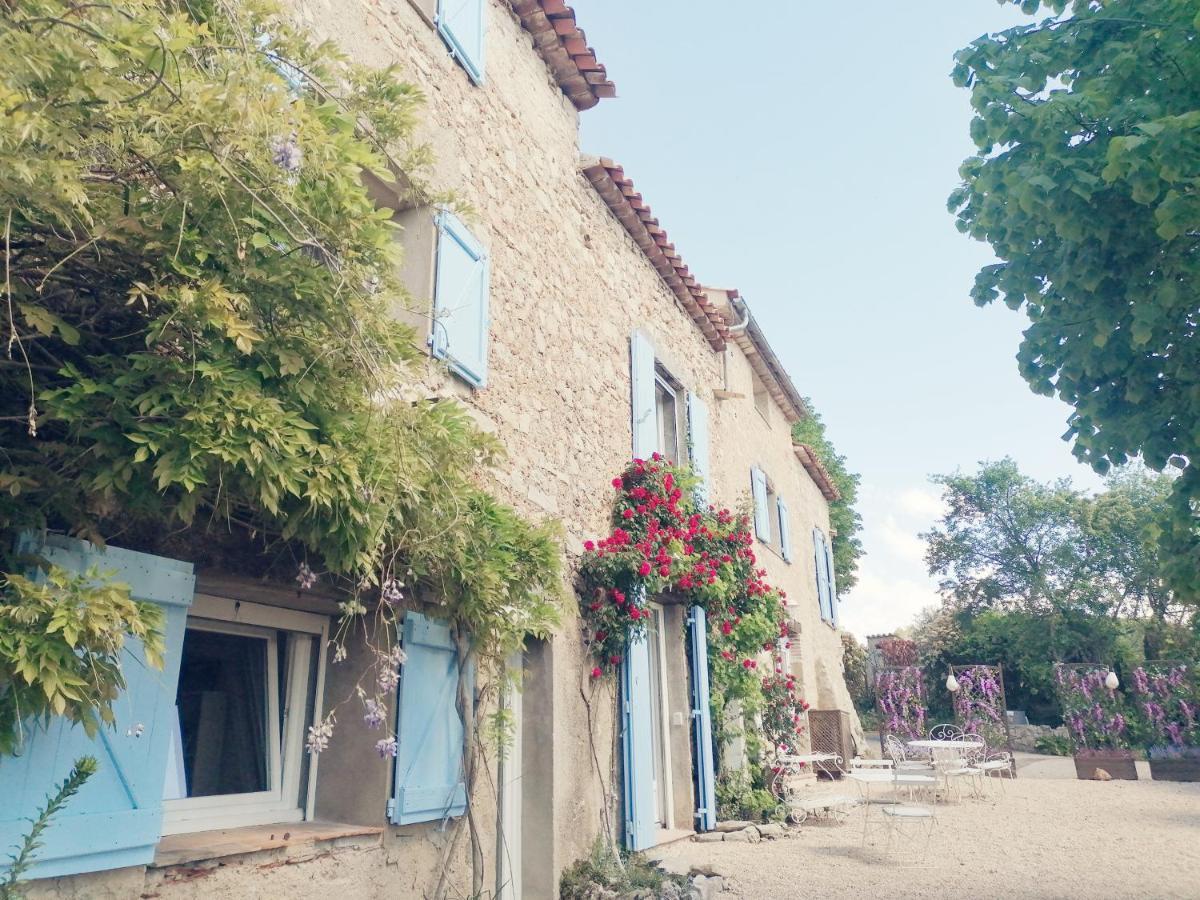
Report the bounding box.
[686,392,711,504]
[390,612,469,825]
[750,468,770,542]
[813,528,830,622]
[688,607,716,831]
[0,534,193,880]
[630,331,657,459]
[777,496,791,563]
[621,598,656,851]
[436,0,485,84]
[825,535,839,628]
[432,211,489,387]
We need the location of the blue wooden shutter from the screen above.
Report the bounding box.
[686,392,711,504]
[777,496,792,563]
[432,211,489,387]
[750,468,770,542]
[630,331,657,459]
[813,528,830,622]
[688,607,716,831]
[824,534,839,628]
[0,534,193,880]
[621,612,656,851]
[436,0,485,84]
[390,612,469,825]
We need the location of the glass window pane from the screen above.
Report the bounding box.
[176,629,271,797]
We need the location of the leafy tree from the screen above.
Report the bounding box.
[923,459,1093,615]
[792,400,863,590]
[923,460,1181,622]
[949,0,1200,602]
[840,631,870,709]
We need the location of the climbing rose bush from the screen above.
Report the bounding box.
[578,456,786,678]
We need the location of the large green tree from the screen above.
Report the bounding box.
[923,459,1181,620]
[949,0,1200,601]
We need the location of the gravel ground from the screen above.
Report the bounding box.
[652,757,1200,899]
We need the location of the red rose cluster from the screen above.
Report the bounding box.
[580,457,790,680]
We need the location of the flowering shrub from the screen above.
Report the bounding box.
[761,672,810,798]
[951,665,1008,750]
[1055,664,1130,752]
[1128,663,1199,758]
[876,637,919,668]
[875,667,927,740]
[578,457,786,680]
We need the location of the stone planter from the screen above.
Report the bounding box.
[1148,756,1200,782]
[1073,750,1137,781]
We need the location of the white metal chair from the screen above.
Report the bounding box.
[928,723,965,741]
[851,757,894,770]
[939,733,986,800]
[879,803,937,863]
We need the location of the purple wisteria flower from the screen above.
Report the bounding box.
[375,737,398,758]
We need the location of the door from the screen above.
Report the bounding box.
[644,604,672,830]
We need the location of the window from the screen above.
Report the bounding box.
[654,368,687,465]
[751,370,771,423]
[432,211,490,387]
[750,467,771,543]
[162,596,328,834]
[437,0,486,84]
[776,495,792,563]
[813,528,838,625]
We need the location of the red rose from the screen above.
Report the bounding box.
[742,659,752,669]
[658,565,670,577]
[591,667,602,678]
[629,607,641,620]
[721,620,732,635]
[622,508,634,520]
[584,540,595,551]
[612,477,623,488]
[595,630,607,642]
[638,562,652,577]
[610,655,621,665]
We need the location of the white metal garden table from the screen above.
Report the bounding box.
[907,739,984,800]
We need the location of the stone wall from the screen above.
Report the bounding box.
[1008,724,1070,753]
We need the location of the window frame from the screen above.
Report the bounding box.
[160,595,329,835]
[431,210,490,388]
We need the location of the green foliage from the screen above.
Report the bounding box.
[714,768,785,824]
[949,0,1200,602]
[1034,733,1073,756]
[840,632,871,710]
[0,567,163,755]
[559,839,688,900]
[1,755,97,899]
[0,0,563,746]
[923,460,1183,620]
[792,400,863,591]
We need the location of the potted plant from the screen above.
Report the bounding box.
[1055,664,1138,780]
[1129,663,1200,782]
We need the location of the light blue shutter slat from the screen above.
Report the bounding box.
[432,211,489,387]
[777,496,791,563]
[686,392,711,504]
[750,468,770,542]
[825,534,840,628]
[621,600,656,851]
[688,607,716,831]
[390,612,469,825]
[813,528,830,622]
[0,534,193,880]
[436,0,485,84]
[630,331,657,459]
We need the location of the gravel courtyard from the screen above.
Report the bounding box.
[651,756,1200,899]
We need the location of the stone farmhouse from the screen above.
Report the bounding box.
[1,2,861,898]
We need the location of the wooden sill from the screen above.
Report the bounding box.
[152,821,383,868]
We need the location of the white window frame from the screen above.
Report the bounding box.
[161,595,329,835]
[644,603,675,834]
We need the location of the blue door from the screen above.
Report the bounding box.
[621,626,657,850]
[688,607,717,831]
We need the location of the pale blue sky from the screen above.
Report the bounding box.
[574,1,1105,639]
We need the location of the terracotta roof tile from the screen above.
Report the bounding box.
[794,442,842,502]
[581,157,728,351]
[509,1,615,111]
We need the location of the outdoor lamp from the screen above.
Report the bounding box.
[1105,670,1119,691]
[946,672,960,693]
